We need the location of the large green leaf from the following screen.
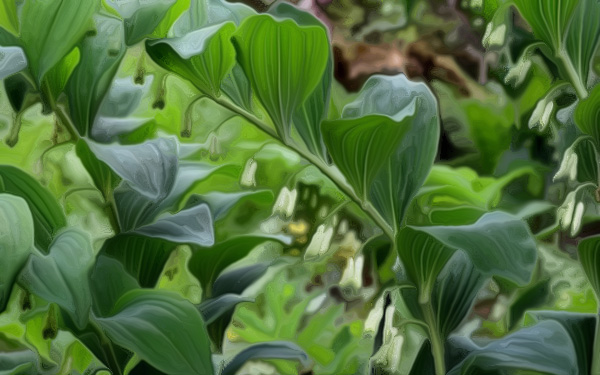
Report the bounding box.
[96,290,213,375]
[578,235,600,299]
[0,165,66,252]
[232,14,329,141]
[574,84,600,145]
[89,254,139,317]
[19,229,94,330]
[146,22,237,97]
[448,320,578,375]
[431,252,486,338]
[19,0,97,84]
[220,341,309,375]
[526,311,596,375]
[105,0,176,45]
[42,47,80,102]
[322,74,439,231]
[397,211,537,302]
[0,0,18,35]
[0,194,34,312]
[66,15,126,136]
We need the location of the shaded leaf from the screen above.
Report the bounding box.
[198,293,251,325]
[0,350,37,375]
[448,320,578,375]
[20,229,94,330]
[105,0,176,45]
[397,211,537,302]
[0,165,66,252]
[220,341,309,375]
[212,262,271,297]
[322,74,439,231]
[0,194,34,312]
[89,254,139,317]
[96,290,213,375]
[574,84,600,145]
[578,235,600,299]
[66,15,126,136]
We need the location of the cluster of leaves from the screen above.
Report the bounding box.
[0,0,599,375]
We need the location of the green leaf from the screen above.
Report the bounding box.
[0,165,66,252]
[0,0,19,35]
[0,194,34,312]
[220,341,309,375]
[170,0,254,36]
[188,235,283,297]
[212,262,271,297]
[42,46,80,102]
[19,229,94,330]
[66,15,127,136]
[0,46,27,80]
[322,74,439,231]
[448,320,578,375]
[526,311,596,375]
[232,14,329,141]
[397,211,537,302]
[432,252,486,337]
[197,293,251,325]
[100,234,176,289]
[564,0,600,90]
[0,350,37,375]
[96,290,213,375]
[578,235,600,299]
[575,84,600,145]
[90,254,139,317]
[105,0,176,45]
[147,22,236,97]
[75,140,120,202]
[19,0,97,84]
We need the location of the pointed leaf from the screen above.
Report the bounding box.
[66,15,126,136]
[448,320,578,375]
[397,211,537,301]
[198,293,251,325]
[0,194,34,312]
[146,22,236,97]
[96,290,213,375]
[20,229,94,329]
[212,262,271,297]
[20,0,97,83]
[105,0,176,45]
[322,74,439,230]
[90,254,140,317]
[232,14,329,140]
[0,166,66,252]
[578,235,600,299]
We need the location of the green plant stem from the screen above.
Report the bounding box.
[558,51,588,99]
[592,312,600,375]
[421,300,446,375]
[210,95,396,241]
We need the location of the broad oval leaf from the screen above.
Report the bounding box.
[0,46,27,80]
[66,15,126,136]
[0,194,34,312]
[146,22,236,97]
[397,211,537,301]
[96,290,213,375]
[0,165,66,252]
[105,0,176,45]
[19,229,94,330]
[19,0,97,83]
[578,235,600,299]
[87,137,178,200]
[322,74,439,231]
[232,14,329,141]
[448,320,578,375]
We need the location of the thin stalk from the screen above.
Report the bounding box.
[421,300,446,375]
[209,95,396,241]
[558,51,588,99]
[592,312,600,375]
